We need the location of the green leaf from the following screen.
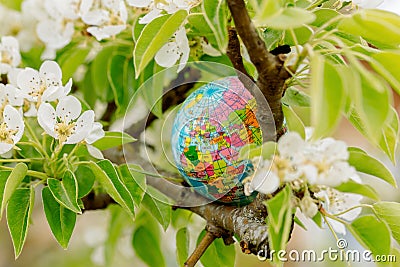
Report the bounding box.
[311,8,340,29]
[310,55,346,138]
[197,229,236,267]
[347,107,398,162]
[87,160,135,218]
[92,131,136,151]
[75,165,95,198]
[107,53,128,113]
[134,10,188,77]
[335,180,380,201]
[265,186,293,260]
[282,104,306,139]
[284,26,313,46]
[105,205,131,266]
[312,211,323,228]
[59,45,90,84]
[357,73,391,141]
[281,87,310,107]
[132,226,166,267]
[117,164,146,207]
[42,187,76,249]
[378,107,399,162]
[348,215,391,256]
[48,170,81,214]
[371,51,400,96]
[338,9,400,48]
[6,187,34,258]
[176,227,189,266]
[202,0,228,52]
[373,202,400,246]
[0,171,10,220]
[348,148,396,187]
[140,62,164,118]
[0,0,23,10]
[256,7,316,29]
[142,186,172,231]
[91,45,115,102]
[0,163,28,220]
[294,216,307,231]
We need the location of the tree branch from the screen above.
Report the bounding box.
[226,0,291,140]
[184,229,216,267]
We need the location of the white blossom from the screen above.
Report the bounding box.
[0,36,21,74]
[37,95,95,144]
[81,0,128,41]
[244,158,280,195]
[155,27,189,72]
[0,105,24,155]
[128,0,199,24]
[17,60,72,106]
[315,188,363,235]
[299,195,319,218]
[85,122,105,159]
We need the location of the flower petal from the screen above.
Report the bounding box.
[42,85,63,102]
[126,0,152,7]
[0,143,14,155]
[5,84,23,106]
[278,132,306,159]
[139,8,162,24]
[251,165,280,194]
[40,60,62,82]
[85,122,105,144]
[56,95,82,122]
[66,110,95,144]
[17,67,41,98]
[87,144,104,159]
[3,105,24,143]
[155,42,180,68]
[37,103,57,138]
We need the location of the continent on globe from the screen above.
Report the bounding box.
[171,76,262,205]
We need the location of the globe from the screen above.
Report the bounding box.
[171,76,262,205]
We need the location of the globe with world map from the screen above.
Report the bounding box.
[171,76,262,205]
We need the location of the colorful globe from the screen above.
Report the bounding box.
[171,76,262,205]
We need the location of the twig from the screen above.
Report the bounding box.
[226,27,255,85]
[227,0,290,140]
[184,230,216,267]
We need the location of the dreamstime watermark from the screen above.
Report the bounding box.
[257,239,397,263]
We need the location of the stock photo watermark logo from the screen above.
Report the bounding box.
[257,239,397,263]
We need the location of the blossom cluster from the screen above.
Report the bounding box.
[244,132,362,234]
[0,36,104,158]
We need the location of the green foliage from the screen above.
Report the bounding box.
[254,1,315,29]
[42,187,76,249]
[202,0,228,52]
[310,55,345,138]
[0,164,27,220]
[348,147,397,187]
[265,186,293,264]
[132,209,166,267]
[48,170,81,214]
[142,186,172,231]
[134,10,188,76]
[88,160,136,218]
[92,131,137,151]
[338,9,400,48]
[335,180,379,201]
[6,187,34,258]
[176,227,190,266]
[282,104,305,139]
[197,230,236,267]
[373,202,400,245]
[348,215,391,256]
